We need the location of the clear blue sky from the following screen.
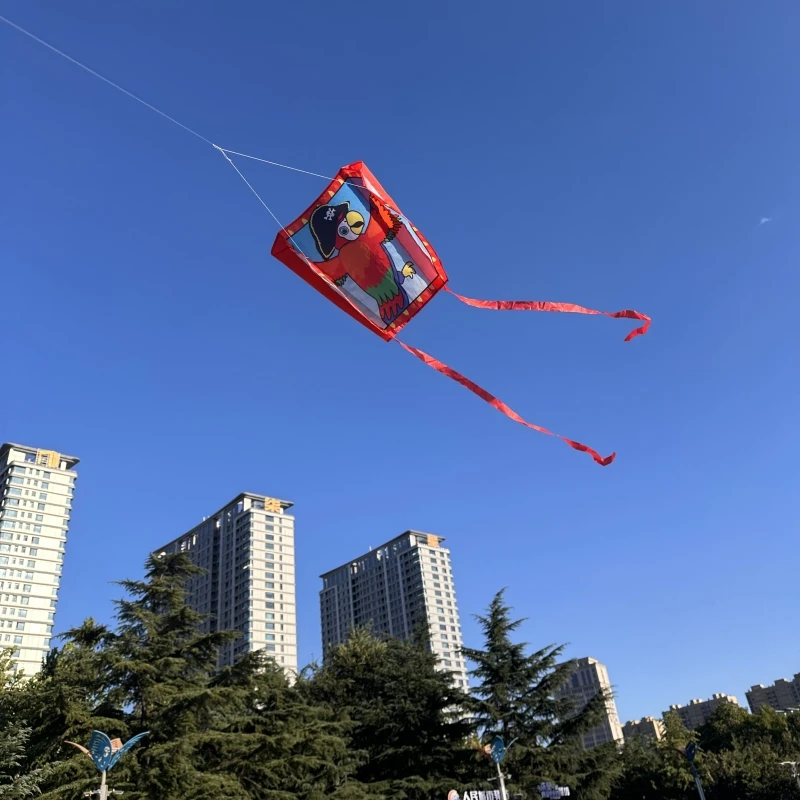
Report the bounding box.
[2,1,798,723]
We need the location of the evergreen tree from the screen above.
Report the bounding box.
[28,553,372,800]
[192,650,372,800]
[306,627,475,799]
[461,590,617,797]
[0,650,52,799]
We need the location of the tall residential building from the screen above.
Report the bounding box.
[319,531,468,689]
[664,693,740,730]
[155,492,297,676]
[0,443,77,676]
[622,717,665,742]
[747,674,800,714]
[555,657,624,750]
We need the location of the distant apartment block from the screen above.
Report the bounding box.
[664,693,740,730]
[746,674,800,714]
[622,716,665,742]
[155,492,297,676]
[555,657,624,749]
[0,443,77,676]
[319,531,468,689]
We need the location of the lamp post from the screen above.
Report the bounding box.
[66,730,149,800]
[779,761,800,790]
[683,743,706,800]
[488,735,517,800]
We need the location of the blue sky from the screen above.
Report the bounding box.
[2,0,798,723]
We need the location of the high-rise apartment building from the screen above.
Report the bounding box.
[622,717,665,742]
[555,657,624,749]
[0,443,77,676]
[746,674,800,714]
[664,693,740,730]
[319,531,468,689]
[155,492,297,676]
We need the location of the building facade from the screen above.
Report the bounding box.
[0,443,77,676]
[555,657,624,749]
[622,716,665,742]
[746,674,800,714]
[319,531,468,689]
[664,693,740,729]
[155,492,297,676]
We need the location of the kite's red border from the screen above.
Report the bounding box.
[271,161,449,342]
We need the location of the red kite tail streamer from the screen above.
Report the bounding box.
[396,341,615,466]
[444,286,650,342]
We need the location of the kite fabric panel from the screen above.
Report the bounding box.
[271,161,447,341]
[270,161,650,466]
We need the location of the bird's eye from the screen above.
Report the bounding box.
[339,226,348,236]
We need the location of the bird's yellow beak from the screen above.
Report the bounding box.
[345,210,365,234]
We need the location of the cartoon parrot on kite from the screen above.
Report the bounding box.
[309,195,417,324]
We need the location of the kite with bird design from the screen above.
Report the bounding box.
[271,162,650,466]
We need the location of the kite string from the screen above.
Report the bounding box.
[0,13,215,147]
[0,13,337,182]
[214,149,337,182]
[213,146,290,235]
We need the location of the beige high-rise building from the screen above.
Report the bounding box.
[747,675,800,714]
[319,531,468,689]
[622,717,665,742]
[0,443,77,676]
[555,657,624,750]
[664,693,739,730]
[155,492,297,676]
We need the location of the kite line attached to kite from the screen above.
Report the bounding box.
[1,14,651,466]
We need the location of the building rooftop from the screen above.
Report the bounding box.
[156,492,293,551]
[0,442,80,469]
[319,530,446,579]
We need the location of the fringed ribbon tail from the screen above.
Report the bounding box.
[397,341,615,466]
[444,286,650,342]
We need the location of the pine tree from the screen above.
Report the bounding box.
[198,651,373,800]
[0,650,52,799]
[31,553,374,800]
[461,590,617,797]
[306,627,475,799]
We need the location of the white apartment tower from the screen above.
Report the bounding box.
[0,443,77,676]
[556,657,624,749]
[155,492,297,676]
[320,531,468,689]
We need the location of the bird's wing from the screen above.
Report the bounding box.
[367,194,403,242]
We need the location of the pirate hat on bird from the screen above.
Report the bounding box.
[310,202,351,260]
